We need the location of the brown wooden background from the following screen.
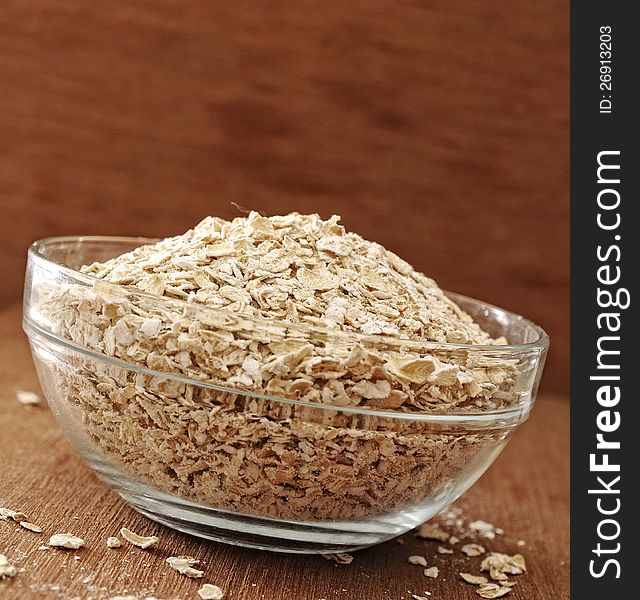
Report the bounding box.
[0,1,568,393]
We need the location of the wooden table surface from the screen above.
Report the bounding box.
[0,304,568,600]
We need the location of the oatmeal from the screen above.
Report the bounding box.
[38,213,522,521]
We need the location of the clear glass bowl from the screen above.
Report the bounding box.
[23,237,548,554]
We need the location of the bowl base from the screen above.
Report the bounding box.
[118,486,417,554]
[130,502,385,554]
[92,459,434,554]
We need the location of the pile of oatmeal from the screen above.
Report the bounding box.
[41,212,520,520]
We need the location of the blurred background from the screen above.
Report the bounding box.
[0,1,568,394]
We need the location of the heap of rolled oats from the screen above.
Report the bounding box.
[40,212,521,520]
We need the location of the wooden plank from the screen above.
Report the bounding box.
[0,305,568,599]
[0,1,568,393]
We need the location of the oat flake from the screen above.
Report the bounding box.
[0,554,17,579]
[416,523,450,542]
[469,520,497,539]
[48,533,84,549]
[462,543,486,557]
[424,566,439,578]
[476,583,512,598]
[166,555,204,578]
[480,553,526,581]
[198,584,225,599]
[0,507,28,522]
[19,521,42,533]
[120,528,159,549]
[322,553,353,565]
[460,572,489,585]
[16,390,41,405]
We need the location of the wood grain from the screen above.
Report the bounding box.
[0,1,568,394]
[0,304,568,599]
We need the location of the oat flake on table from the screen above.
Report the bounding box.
[460,572,489,585]
[48,533,84,549]
[120,528,159,549]
[198,583,225,599]
[416,523,450,542]
[424,566,439,578]
[0,507,28,522]
[322,553,354,565]
[19,521,43,533]
[481,552,526,581]
[462,543,486,557]
[15,390,41,405]
[476,582,513,598]
[0,554,17,579]
[41,212,520,522]
[166,555,204,578]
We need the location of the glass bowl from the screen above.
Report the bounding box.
[23,236,548,554]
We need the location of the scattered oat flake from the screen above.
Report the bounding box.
[449,535,460,545]
[322,553,353,564]
[120,527,159,549]
[480,553,526,581]
[16,390,41,405]
[198,583,225,599]
[460,572,489,585]
[166,556,204,578]
[0,507,28,522]
[469,520,496,539]
[37,545,49,551]
[424,566,439,578]
[416,523,449,542]
[489,569,509,582]
[476,583,512,598]
[19,521,42,533]
[412,595,431,599]
[49,533,84,549]
[106,537,122,548]
[437,545,453,554]
[408,555,428,567]
[517,540,526,547]
[462,543,486,557]
[0,554,18,579]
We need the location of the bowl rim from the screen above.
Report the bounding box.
[24,318,533,426]
[27,235,550,353]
